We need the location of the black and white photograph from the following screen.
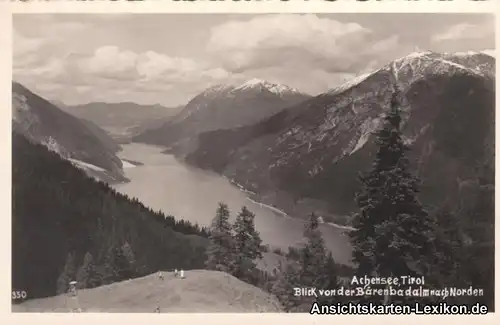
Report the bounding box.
[11,13,495,313]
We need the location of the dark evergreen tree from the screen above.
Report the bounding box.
[271,260,303,312]
[428,206,468,304]
[76,252,99,289]
[111,246,133,281]
[458,181,495,309]
[286,246,301,261]
[318,252,341,304]
[97,246,129,284]
[349,89,438,304]
[205,202,235,273]
[433,206,464,283]
[56,253,76,295]
[100,247,118,285]
[298,213,329,289]
[121,241,137,278]
[231,206,263,282]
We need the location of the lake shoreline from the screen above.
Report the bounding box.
[114,142,354,266]
[221,176,356,232]
[123,143,356,232]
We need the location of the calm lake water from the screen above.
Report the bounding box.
[113,143,353,265]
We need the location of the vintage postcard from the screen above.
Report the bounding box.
[1,0,498,324]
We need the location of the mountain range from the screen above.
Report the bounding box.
[12,82,127,183]
[58,101,183,142]
[133,78,311,153]
[11,49,495,308]
[133,51,494,231]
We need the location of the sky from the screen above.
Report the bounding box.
[13,13,495,107]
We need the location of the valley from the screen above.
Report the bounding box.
[174,51,495,226]
[58,102,183,141]
[113,143,353,265]
[11,47,495,312]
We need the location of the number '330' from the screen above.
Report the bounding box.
[12,291,27,300]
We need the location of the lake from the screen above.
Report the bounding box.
[114,143,353,265]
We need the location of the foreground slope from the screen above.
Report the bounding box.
[12,132,208,300]
[13,270,283,313]
[12,82,126,183]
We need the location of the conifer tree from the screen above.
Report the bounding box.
[99,246,130,284]
[99,248,116,285]
[271,260,302,312]
[121,241,137,278]
[428,206,467,304]
[318,252,341,304]
[113,246,132,280]
[231,206,263,282]
[76,252,98,289]
[349,88,437,304]
[299,213,329,289]
[433,206,463,283]
[205,202,235,273]
[56,252,76,295]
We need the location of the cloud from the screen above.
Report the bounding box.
[203,14,414,95]
[203,14,411,95]
[13,38,232,105]
[79,46,140,81]
[76,45,230,85]
[28,58,67,80]
[12,14,496,107]
[432,22,493,42]
[206,14,401,75]
[13,30,49,69]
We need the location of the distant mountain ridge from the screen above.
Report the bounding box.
[133,79,311,150]
[60,101,183,141]
[184,51,495,226]
[12,82,127,183]
[328,51,494,96]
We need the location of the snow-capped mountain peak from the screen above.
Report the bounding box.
[328,70,379,95]
[233,78,301,96]
[389,50,493,81]
[236,78,268,89]
[198,79,304,99]
[202,84,233,95]
[329,50,493,96]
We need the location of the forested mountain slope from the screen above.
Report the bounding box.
[12,132,209,301]
[12,82,126,183]
[187,52,495,225]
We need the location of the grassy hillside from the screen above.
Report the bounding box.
[12,270,283,313]
[12,132,209,301]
